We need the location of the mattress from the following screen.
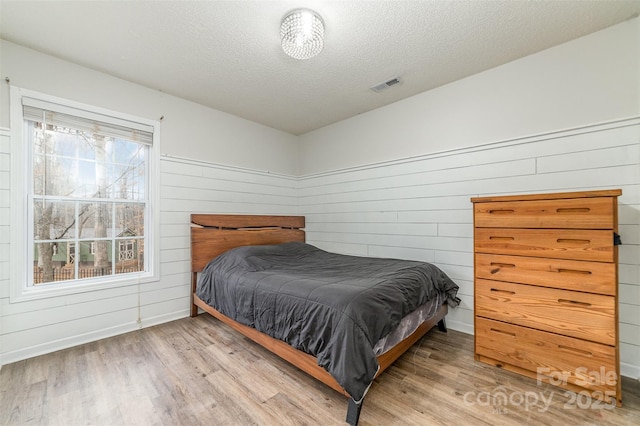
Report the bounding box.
[196,242,460,402]
[372,291,444,356]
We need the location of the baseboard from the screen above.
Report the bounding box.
[446,319,474,336]
[0,321,140,366]
[139,309,190,329]
[0,310,191,367]
[621,362,640,381]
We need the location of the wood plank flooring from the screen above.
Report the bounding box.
[1,314,639,425]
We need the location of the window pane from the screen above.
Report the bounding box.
[115,203,145,236]
[52,157,76,195]
[29,123,146,201]
[33,153,71,197]
[33,200,76,240]
[32,153,45,195]
[47,131,86,159]
[32,127,88,197]
[116,238,143,275]
[112,139,144,163]
[33,241,75,284]
[77,159,99,197]
[67,242,76,265]
[111,163,145,200]
[78,240,112,278]
[110,140,146,201]
[78,202,113,239]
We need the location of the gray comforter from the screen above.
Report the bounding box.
[197,242,460,402]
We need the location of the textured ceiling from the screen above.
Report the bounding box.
[1,0,639,135]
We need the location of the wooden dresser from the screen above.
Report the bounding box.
[471,189,622,405]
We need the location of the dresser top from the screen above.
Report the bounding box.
[470,189,621,203]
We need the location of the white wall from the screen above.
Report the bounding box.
[0,41,299,365]
[298,17,639,175]
[0,40,299,175]
[298,17,640,380]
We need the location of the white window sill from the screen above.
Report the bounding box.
[10,272,160,303]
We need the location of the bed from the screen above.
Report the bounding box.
[190,214,460,425]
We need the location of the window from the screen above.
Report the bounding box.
[118,240,135,261]
[68,242,76,265]
[11,87,159,300]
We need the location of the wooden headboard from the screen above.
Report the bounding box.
[190,214,305,273]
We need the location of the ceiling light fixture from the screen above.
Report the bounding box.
[280,9,324,60]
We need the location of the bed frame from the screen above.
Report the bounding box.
[190,214,449,425]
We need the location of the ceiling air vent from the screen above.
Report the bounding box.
[371,76,402,93]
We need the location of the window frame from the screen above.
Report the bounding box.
[10,87,160,302]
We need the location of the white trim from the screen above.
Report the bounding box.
[1,320,140,366]
[161,154,298,180]
[9,86,161,303]
[148,122,161,295]
[13,272,159,302]
[446,320,474,336]
[621,362,640,381]
[298,116,640,179]
[139,309,190,329]
[10,87,28,303]
[1,309,189,366]
[163,115,640,182]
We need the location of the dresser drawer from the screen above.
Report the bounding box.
[475,253,616,295]
[474,228,614,262]
[476,279,616,345]
[474,197,616,229]
[476,318,617,393]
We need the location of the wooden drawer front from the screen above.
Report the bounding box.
[474,228,614,262]
[475,253,615,295]
[476,279,615,345]
[474,197,615,229]
[476,318,617,392]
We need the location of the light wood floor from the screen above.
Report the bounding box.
[1,314,639,425]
